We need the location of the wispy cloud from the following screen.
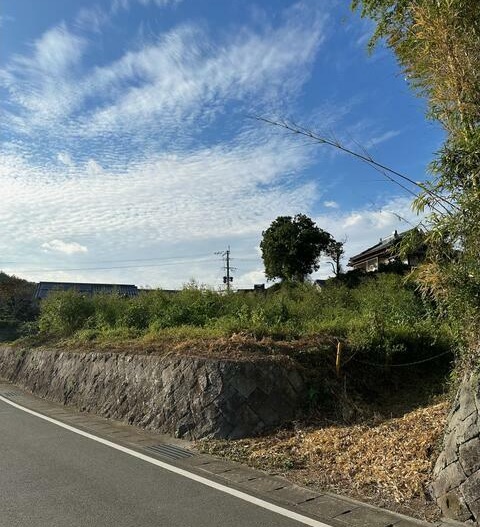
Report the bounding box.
[0,133,316,285]
[0,1,412,288]
[111,0,182,13]
[1,3,326,146]
[74,5,111,33]
[1,23,87,131]
[365,129,402,148]
[42,240,88,255]
[324,200,339,208]
[0,14,14,28]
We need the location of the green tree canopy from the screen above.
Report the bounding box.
[260,214,333,282]
[0,272,36,322]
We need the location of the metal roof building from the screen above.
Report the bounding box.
[34,281,139,300]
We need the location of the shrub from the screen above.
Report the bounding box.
[39,290,95,336]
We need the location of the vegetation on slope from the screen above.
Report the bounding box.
[31,271,452,368]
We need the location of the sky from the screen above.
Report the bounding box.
[0,0,444,289]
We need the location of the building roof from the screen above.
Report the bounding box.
[348,230,406,265]
[34,281,138,300]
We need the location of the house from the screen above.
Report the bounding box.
[348,229,424,272]
[235,284,266,294]
[34,281,139,300]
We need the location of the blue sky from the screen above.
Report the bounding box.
[0,0,443,288]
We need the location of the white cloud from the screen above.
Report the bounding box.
[1,24,87,130]
[1,4,325,142]
[25,24,86,76]
[323,200,339,208]
[85,159,104,175]
[237,269,266,288]
[42,240,88,255]
[74,6,110,33]
[0,130,316,287]
[111,0,182,13]
[0,3,415,289]
[57,152,73,166]
[365,129,401,148]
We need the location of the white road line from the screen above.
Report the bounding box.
[0,395,332,527]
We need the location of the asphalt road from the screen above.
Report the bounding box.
[0,398,314,527]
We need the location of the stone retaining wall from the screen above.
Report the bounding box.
[0,346,306,440]
[431,373,480,524]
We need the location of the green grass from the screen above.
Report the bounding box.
[34,273,452,365]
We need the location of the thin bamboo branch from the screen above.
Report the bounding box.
[255,116,459,217]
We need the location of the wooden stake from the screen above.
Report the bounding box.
[336,341,343,378]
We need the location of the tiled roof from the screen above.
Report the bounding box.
[348,230,406,264]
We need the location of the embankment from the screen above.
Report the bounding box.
[0,345,305,440]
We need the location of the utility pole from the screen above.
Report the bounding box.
[215,246,234,291]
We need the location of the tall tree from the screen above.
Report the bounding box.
[326,239,345,276]
[260,214,333,282]
[0,272,36,322]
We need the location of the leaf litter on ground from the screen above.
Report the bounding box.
[198,401,448,522]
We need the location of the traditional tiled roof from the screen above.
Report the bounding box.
[348,230,406,265]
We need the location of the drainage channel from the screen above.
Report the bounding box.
[144,443,195,461]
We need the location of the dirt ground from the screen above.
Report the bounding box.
[198,401,448,523]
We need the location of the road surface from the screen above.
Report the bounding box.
[0,396,327,527]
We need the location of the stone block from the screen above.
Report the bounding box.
[457,411,479,444]
[436,489,473,523]
[458,382,477,422]
[443,430,460,466]
[461,471,480,507]
[467,497,480,525]
[432,461,466,497]
[434,451,448,473]
[459,437,480,477]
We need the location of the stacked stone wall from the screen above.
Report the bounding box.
[431,374,480,524]
[0,346,305,440]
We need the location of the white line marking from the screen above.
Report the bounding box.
[0,395,332,527]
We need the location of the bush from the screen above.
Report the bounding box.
[39,291,94,336]
[35,275,451,366]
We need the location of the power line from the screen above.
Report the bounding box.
[5,258,218,274]
[0,253,215,266]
